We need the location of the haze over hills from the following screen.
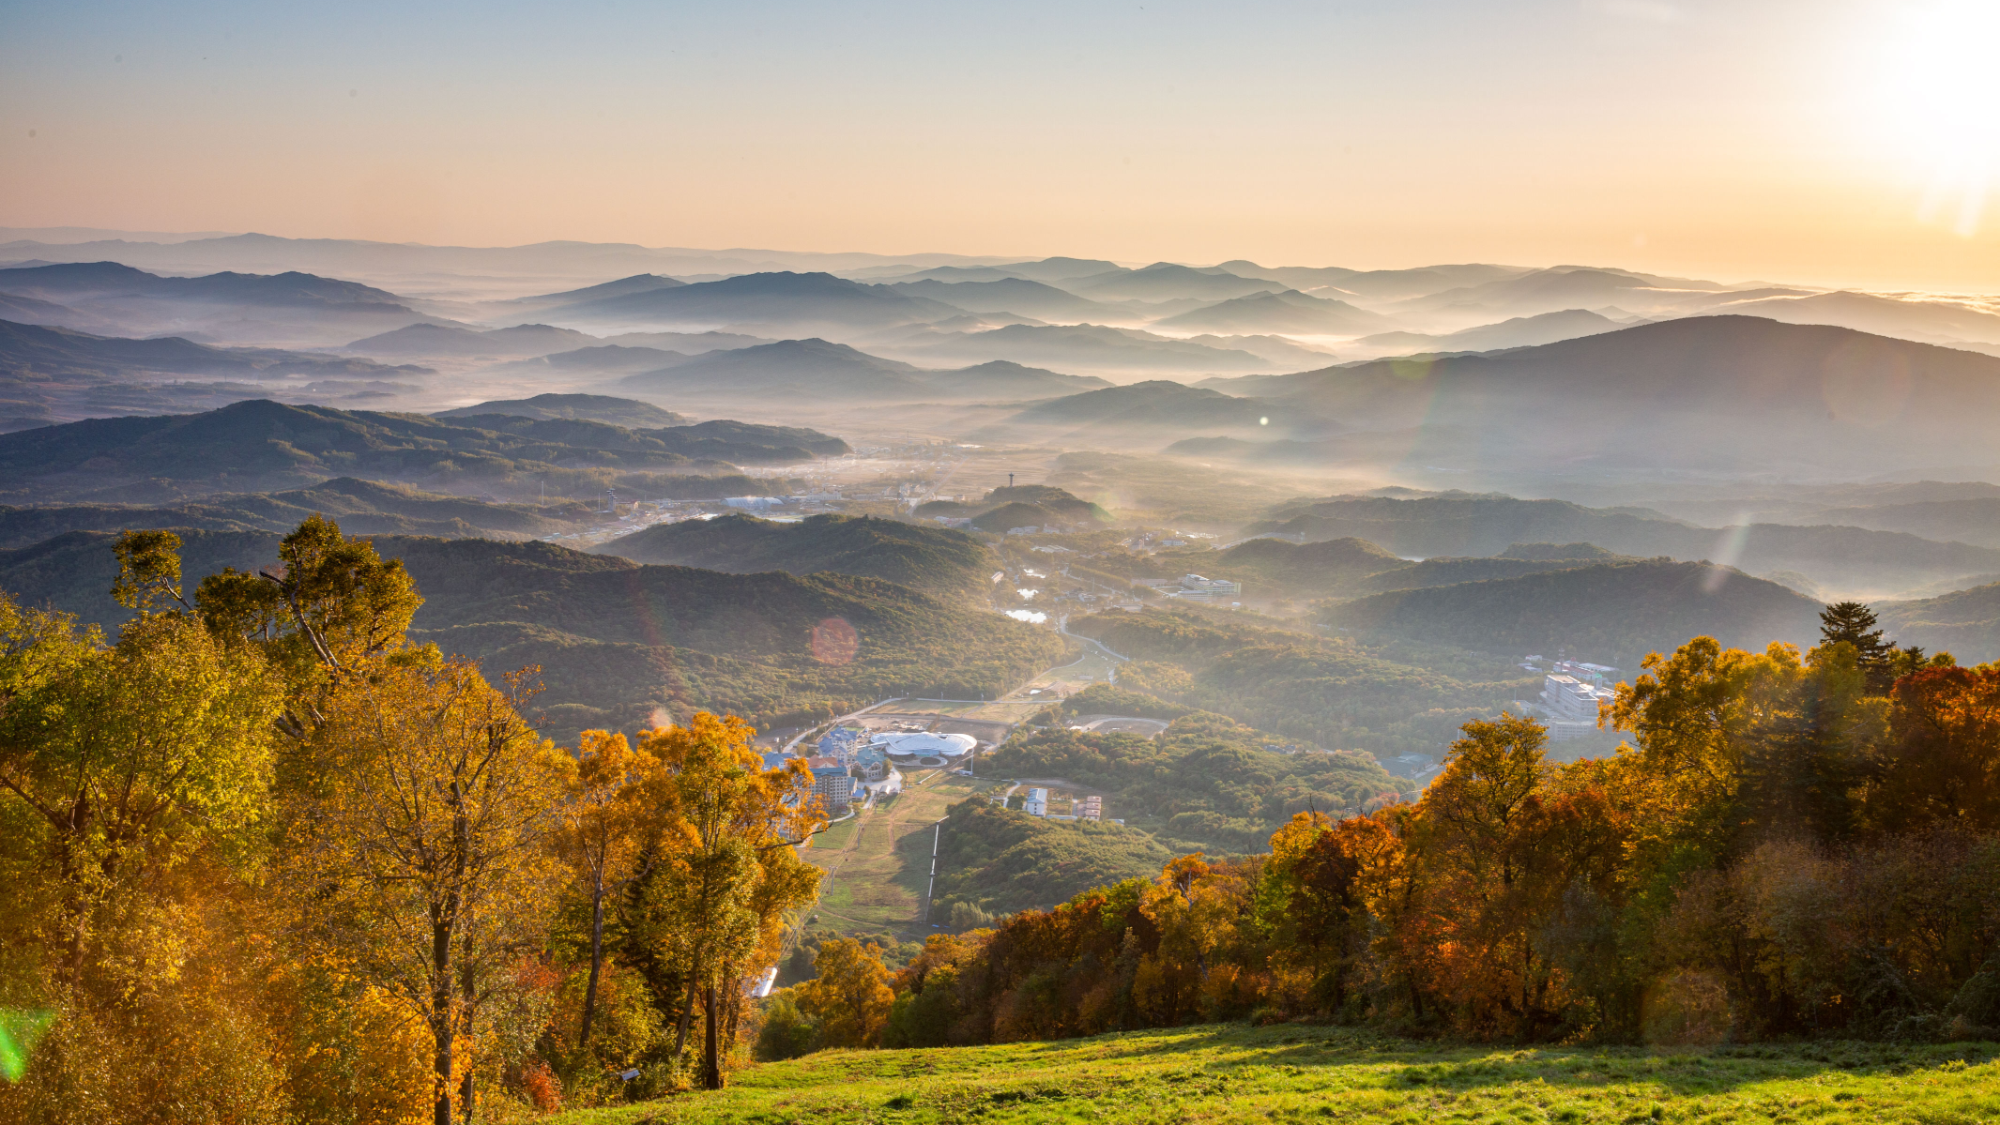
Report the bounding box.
[546,270,964,333]
[614,337,1110,402]
[1202,316,2000,480]
[0,476,599,547]
[432,392,689,427]
[880,277,1124,322]
[1247,492,2000,598]
[1350,308,1626,355]
[342,322,597,358]
[1324,558,1827,666]
[1150,290,1392,336]
[888,322,1278,374]
[0,399,847,501]
[0,529,1064,741]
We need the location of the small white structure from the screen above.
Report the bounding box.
[1174,574,1243,600]
[724,496,785,511]
[1024,788,1049,817]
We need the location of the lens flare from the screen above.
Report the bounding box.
[810,617,860,665]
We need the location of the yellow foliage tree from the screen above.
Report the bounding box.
[792,939,895,1048]
[279,658,566,1125]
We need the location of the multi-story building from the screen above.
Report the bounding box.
[808,755,853,814]
[1024,787,1049,817]
[1078,795,1103,821]
[1541,674,1611,723]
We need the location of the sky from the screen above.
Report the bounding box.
[3,0,1997,290]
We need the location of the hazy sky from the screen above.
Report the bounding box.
[3,0,1997,289]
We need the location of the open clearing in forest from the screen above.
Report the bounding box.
[547,1023,2000,1124]
[806,770,996,938]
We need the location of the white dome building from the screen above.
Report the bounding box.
[870,731,977,767]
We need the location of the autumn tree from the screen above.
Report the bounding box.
[549,730,667,1053]
[791,939,895,1048]
[0,593,281,986]
[1862,665,2000,834]
[280,658,566,1125]
[190,516,423,741]
[629,714,822,1089]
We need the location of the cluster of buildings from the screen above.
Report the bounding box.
[779,724,982,817]
[1014,787,1111,823]
[1515,657,1623,742]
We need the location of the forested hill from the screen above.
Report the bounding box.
[1324,558,1825,665]
[594,513,997,600]
[0,476,603,547]
[0,529,1064,740]
[929,798,1175,919]
[1248,492,2000,595]
[986,711,1412,855]
[1878,579,2000,664]
[0,399,847,499]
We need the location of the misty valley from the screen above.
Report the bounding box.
[4,231,1999,1123]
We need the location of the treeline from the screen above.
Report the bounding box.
[986,711,1410,853]
[767,608,2000,1052]
[0,517,831,1124]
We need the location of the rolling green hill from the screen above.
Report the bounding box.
[916,484,1111,533]
[986,711,1411,854]
[1325,558,1826,666]
[0,476,596,547]
[0,529,1066,742]
[1207,536,1406,596]
[1067,607,1534,759]
[0,399,847,500]
[593,513,997,600]
[929,797,1175,918]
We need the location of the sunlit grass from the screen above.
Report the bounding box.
[547,1023,2000,1124]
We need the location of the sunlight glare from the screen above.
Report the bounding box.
[1873,0,2000,234]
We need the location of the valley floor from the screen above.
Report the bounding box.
[547,1024,1999,1124]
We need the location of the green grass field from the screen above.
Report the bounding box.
[549,1023,2000,1125]
[805,770,997,938]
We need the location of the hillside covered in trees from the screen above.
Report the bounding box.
[1066,606,1534,758]
[758,607,2000,1064]
[0,526,1064,739]
[928,798,1176,919]
[986,711,1412,854]
[595,513,997,601]
[1324,558,1828,666]
[0,399,847,501]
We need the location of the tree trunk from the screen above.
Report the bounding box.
[702,982,723,1090]
[579,873,606,1049]
[673,978,697,1058]
[433,915,455,1125]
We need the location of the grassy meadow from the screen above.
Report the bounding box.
[547,1023,1998,1124]
[806,770,997,937]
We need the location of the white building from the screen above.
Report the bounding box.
[1024,788,1049,817]
[724,496,785,511]
[1541,674,1613,723]
[870,731,977,767]
[1174,574,1242,600]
